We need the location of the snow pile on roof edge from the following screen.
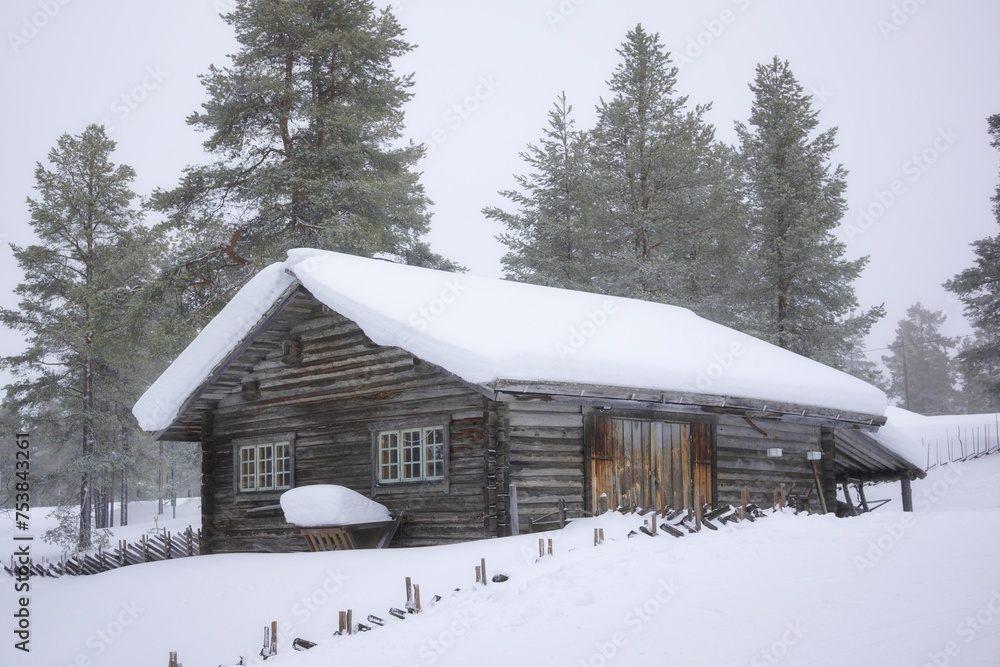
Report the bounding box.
[132,263,298,432]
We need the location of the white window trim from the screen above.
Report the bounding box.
[233,434,296,497]
[371,420,450,495]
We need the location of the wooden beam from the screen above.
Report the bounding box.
[901,477,913,512]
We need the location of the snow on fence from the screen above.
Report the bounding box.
[924,423,1000,470]
[4,526,202,578]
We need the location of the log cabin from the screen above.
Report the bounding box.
[133,250,923,553]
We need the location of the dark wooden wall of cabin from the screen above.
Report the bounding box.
[715,414,826,511]
[504,401,586,531]
[202,307,493,553]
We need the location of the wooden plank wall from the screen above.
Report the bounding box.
[715,414,824,511]
[505,401,585,531]
[203,306,492,553]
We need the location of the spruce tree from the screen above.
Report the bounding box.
[0,125,153,547]
[153,0,454,316]
[590,25,744,324]
[945,114,1000,403]
[484,93,604,291]
[881,303,959,415]
[736,57,882,366]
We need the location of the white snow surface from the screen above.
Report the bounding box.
[280,485,391,527]
[134,249,887,431]
[878,407,1000,469]
[7,454,1000,667]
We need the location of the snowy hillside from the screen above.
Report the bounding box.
[5,457,1000,666]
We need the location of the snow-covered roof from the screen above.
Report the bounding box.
[133,249,888,432]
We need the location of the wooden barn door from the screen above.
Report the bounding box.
[587,415,711,513]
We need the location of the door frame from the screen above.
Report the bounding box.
[583,408,717,514]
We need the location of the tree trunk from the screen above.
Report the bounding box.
[120,469,128,526]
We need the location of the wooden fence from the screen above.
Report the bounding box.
[4,526,202,578]
[924,422,1000,469]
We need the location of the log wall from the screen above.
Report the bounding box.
[715,414,825,511]
[203,306,492,553]
[504,400,585,531]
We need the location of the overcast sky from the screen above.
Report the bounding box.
[1,0,999,393]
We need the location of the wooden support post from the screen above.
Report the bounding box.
[856,482,870,513]
[740,486,749,521]
[901,477,913,512]
[339,611,347,634]
[599,528,604,544]
[597,493,609,516]
[547,538,553,556]
[413,586,421,613]
[347,609,353,634]
[594,528,600,546]
[405,576,413,610]
[168,651,178,667]
[779,484,786,511]
[811,462,828,515]
[557,498,566,529]
[842,481,857,516]
[538,538,544,559]
[481,558,487,585]
[270,620,277,655]
[475,565,481,584]
[650,516,657,536]
[694,496,704,532]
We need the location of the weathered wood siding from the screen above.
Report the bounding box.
[504,401,585,531]
[203,305,492,553]
[715,414,825,511]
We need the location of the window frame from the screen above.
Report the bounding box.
[232,433,296,499]
[370,419,450,496]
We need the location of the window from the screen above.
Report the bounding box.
[237,440,293,492]
[377,426,445,484]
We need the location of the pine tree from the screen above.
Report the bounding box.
[955,335,1000,413]
[0,125,153,547]
[590,25,744,324]
[153,0,455,317]
[843,335,886,389]
[945,114,1000,403]
[736,57,882,366]
[881,303,959,415]
[484,93,604,291]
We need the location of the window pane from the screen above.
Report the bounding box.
[424,427,445,480]
[275,442,291,489]
[257,444,274,490]
[380,432,399,483]
[402,429,422,480]
[240,446,256,491]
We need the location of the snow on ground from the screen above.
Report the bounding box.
[5,459,1000,667]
